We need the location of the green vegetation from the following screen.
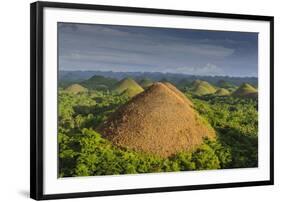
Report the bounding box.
[191,94,258,168]
[139,78,154,89]
[80,75,118,91]
[113,77,144,97]
[59,78,258,177]
[176,78,191,91]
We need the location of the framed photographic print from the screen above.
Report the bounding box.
[30,1,274,200]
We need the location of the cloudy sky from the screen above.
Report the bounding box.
[58,23,258,77]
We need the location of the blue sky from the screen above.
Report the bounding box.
[58,23,258,77]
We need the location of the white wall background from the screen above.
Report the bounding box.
[0,0,279,201]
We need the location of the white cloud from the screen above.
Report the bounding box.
[170,63,224,76]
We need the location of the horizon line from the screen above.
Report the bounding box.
[59,69,258,78]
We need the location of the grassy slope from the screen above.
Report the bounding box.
[191,80,217,95]
[113,78,144,96]
[232,83,257,97]
[215,88,230,96]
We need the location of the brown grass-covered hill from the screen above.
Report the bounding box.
[97,82,215,158]
[65,84,88,94]
[163,82,194,107]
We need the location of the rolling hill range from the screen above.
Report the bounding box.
[65,84,88,94]
[97,82,215,157]
[113,77,144,97]
[80,75,118,90]
[190,80,217,95]
[232,83,258,98]
[59,70,258,88]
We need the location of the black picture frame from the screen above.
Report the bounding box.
[30,1,274,200]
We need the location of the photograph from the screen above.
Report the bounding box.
[58,22,259,178]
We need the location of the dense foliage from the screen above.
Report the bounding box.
[59,89,258,177]
[192,94,258,168]
[80,75,118,91]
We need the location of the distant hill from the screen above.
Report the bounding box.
[139,78,154,89]
[217,80,236,89]
[97,82,215,157]
[59,71,258,87]
[215,88,230,96]
[113,77,144,97]
[80,75,118,90]
[191,80,217,95]
[159,78,170,83]
[232,83,258,98]
[65,84,88,94]
[176,78,191,90]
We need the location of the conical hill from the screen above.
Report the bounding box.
[232,83,257,97]
[97,82,215,157]
[121,88,142,98]
[191,80,216,95]
[113,77,144,97]
[215,88,230,96]
[163,82,193,107]
[65,84,88,94]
